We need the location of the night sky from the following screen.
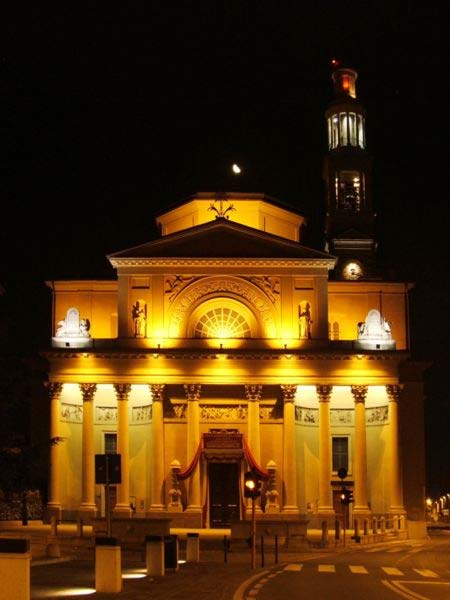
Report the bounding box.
[2,4,449,493]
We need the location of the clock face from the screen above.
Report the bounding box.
[343,261,363,280]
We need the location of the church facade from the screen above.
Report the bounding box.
[44,66,426,538]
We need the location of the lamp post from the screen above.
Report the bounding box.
[244,470,261,569]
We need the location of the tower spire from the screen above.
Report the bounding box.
[323,63,378,280]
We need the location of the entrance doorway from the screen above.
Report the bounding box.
[208,463,240,528]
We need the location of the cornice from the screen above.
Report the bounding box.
[109,257,336,269]
[42,349,407,362]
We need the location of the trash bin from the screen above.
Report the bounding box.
[164,535,179,571]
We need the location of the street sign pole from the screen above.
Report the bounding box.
[343,505,346,548]
[105,454,111,537]
[251,496,256,569]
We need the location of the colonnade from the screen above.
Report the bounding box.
[46,382,405,520]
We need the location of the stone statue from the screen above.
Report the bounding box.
[299,302,313,339]
[357,309,392,340]
[55,308,91,338]
[132,300,147,337]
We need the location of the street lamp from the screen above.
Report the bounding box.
[244,470,261,569]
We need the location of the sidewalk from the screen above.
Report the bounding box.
[0,521,407,599]
[30,545,330,600]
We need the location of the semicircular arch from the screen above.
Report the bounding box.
[167,276,278,338]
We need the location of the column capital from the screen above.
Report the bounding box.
[79,383,97,402]
[45,381,63,400]
[280,384,296,403]
[245,384,262,402]
[316,385,333,402]
[184,384,201,401]
[351,385,368,403]
[114,383,131,401]
[149,384,165,401]
[386,384,403,402]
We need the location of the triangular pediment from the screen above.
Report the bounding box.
[108,218,335,262]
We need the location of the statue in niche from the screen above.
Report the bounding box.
[298,302,313,339]
[55,307,91,338]
[132,300,147,337]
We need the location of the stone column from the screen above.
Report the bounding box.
[245,385,262,463]
[114,383,132,516]
[46,382,63,518]
[281,385,299,515]
[185,384,202,512]
[149,384,165,511]
[317,385,335,517]
[386,385,406,515]
[79,383,97,517]
[245,385,263,513]
[351,385,371,517]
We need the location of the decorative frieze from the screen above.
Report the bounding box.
[294,405,389,426]
[330,409,353,425]
[201,405,247,421]
[259,405,281,420]
[164,403,187,419]
[61,403,83,423]
[132,405,152,424]
[295,406,318,424]
[366,405,389,424]
[95,406,117,423]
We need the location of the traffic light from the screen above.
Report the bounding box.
[340,487,354,505]
[244,470,261,499]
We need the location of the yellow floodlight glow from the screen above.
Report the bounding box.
[43,588,96,597]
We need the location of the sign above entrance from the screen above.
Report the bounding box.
[203,432,243,450]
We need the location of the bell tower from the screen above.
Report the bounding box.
[323,63,378,280]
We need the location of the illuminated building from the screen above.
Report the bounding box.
[44,66,426,538]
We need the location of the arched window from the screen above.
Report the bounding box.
[187,298,258,339]
[194,307,251,338]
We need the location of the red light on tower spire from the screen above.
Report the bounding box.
[330,58,341,68]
